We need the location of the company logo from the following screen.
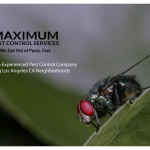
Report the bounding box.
[0,31,59,45]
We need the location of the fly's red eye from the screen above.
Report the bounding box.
[77,103,80,114]
[80,100,94,116]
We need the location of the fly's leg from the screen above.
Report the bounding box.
[95,110,100,128]
[112,84,120,106]
[91,122,99,132]
[119,85,126,105]
[142,86,150,90]
[111,82,120,107]
[91,109,100,132]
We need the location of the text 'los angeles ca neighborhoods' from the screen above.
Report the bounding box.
[0,62,77,74]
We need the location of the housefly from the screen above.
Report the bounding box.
[77,55,150,132]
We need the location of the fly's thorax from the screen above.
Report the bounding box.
[95,94,114,111]
[77,100,95,124]
[84,92,99,101]
[96,86,114,106]
[96,96,108,105]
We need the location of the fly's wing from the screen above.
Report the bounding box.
[122,75,136,80]
[111,75,140,86]
[121,75,141,88]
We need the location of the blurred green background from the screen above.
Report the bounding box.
[0,4,150,146]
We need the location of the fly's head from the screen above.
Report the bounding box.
[77,100,95,125]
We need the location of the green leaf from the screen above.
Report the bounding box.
[84,88,150,146]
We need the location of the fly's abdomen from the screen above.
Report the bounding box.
[116,76,141,103]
